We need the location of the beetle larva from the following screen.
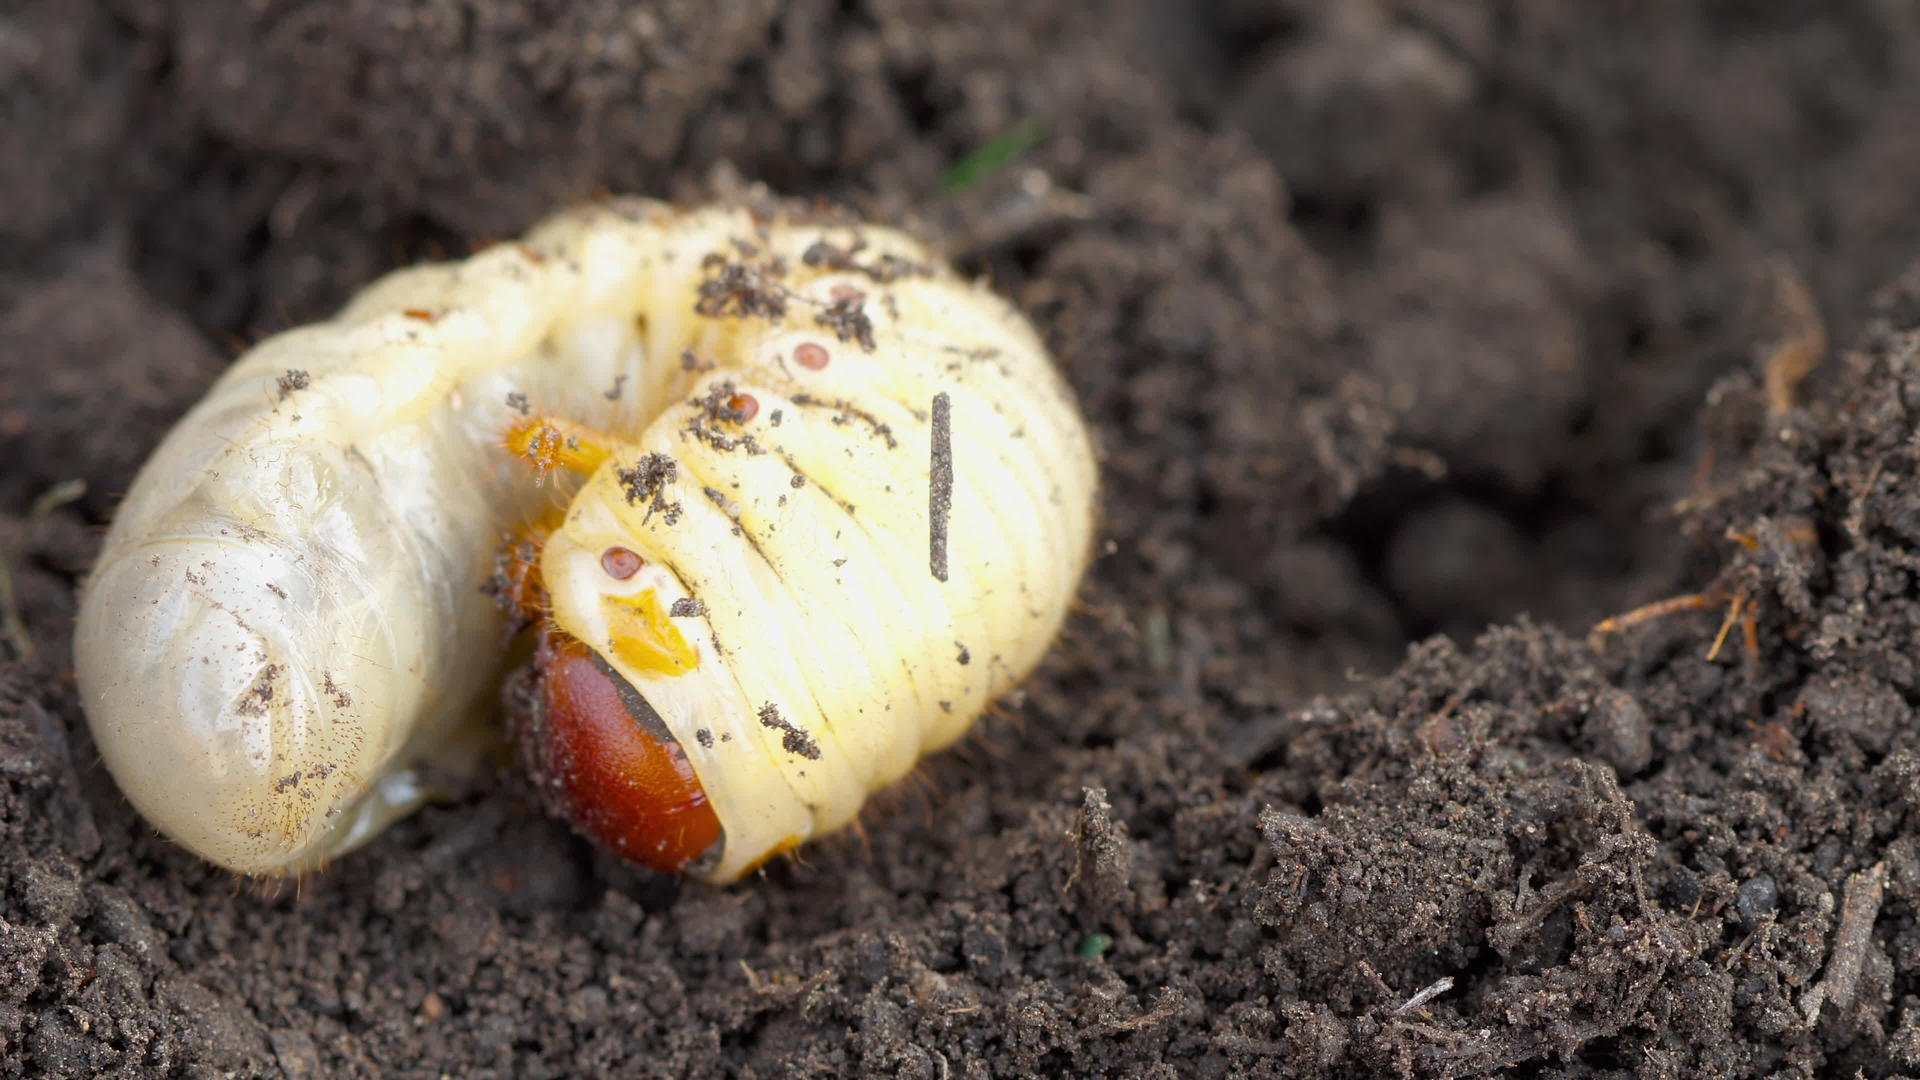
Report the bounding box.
[75,199,1097,881]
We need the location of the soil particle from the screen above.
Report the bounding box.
[694,258,790,321]
[928,390,953,582]
[757,703,821,761]
[11,1,1920,1077]
[617,451,683,525]
[813,288,877,351]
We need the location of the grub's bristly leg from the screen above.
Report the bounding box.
[504,415,621,478]
[487,510,563,640]
[495,414,630,632]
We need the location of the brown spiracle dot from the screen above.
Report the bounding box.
[601,546,644,579]
[726,393,759,422]
[794,342,830,371]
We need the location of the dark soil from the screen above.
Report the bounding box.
[7,1,1920,1076]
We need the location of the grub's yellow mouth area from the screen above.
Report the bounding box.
[600,589,699,676]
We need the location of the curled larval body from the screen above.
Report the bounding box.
[75,199,1098,882]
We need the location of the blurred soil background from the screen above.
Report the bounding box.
[7,2,1920,1077]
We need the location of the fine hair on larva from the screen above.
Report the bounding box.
[74,197,1099,881]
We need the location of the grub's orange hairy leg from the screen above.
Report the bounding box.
[505,415,619,476]
[488,509,565,636]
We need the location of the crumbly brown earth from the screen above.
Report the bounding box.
[7,2,1920,1077]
